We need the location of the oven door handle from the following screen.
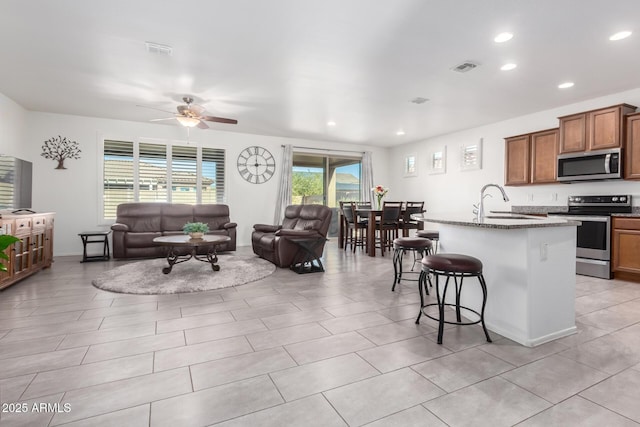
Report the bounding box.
[604,153,611,174]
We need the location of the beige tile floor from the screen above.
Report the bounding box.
[1,242,639,426]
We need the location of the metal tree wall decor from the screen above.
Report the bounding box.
[41,136,81,169]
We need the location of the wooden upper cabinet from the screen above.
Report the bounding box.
[530,128,559,184]
[505,134,531,186]
[505,128,559,186]
[559,113,588,153]
[625,112,640,180]
[559,104,636,154]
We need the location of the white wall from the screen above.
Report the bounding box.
[22,112,390,255]
[389,88,640,216]
[0,93,28,158]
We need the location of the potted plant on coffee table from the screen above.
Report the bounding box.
[182,222,209,240]
[0,234,20,272]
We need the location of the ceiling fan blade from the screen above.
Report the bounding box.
[137,105,176,115]
[202,116,238,125]
[150,117,177,122]
[197,120,209,129]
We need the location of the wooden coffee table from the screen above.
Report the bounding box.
[152,235,231,274]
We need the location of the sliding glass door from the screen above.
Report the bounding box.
[292,152,362,235]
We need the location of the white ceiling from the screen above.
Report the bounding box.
[1,0,639,147]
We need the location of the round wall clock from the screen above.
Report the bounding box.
[237,146,276,184]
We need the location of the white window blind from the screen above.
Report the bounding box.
[171,145,198,205]
[102,140,226,219]
[103,140,134,219]
[202,147,225,203]
[139,142,168,203]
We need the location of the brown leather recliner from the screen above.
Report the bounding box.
[252,204,332,268]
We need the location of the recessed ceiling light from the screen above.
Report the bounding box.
[558,82,575,89]
[500,63,517,71]
[327,121,336,127]
[609,31,632,41]
[396,130,405,136]
[494,32,513,43]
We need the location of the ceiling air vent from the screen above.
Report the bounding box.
[145,41,173,56]
[451,61,479,73]
[410,97,429,104]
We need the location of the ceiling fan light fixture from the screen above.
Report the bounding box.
[176,116,200,127]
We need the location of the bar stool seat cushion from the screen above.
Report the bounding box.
[421,253,482,273]
[417,230,440,240]
[393,237,432,250]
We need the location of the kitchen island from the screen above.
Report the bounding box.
[416,213,580,347]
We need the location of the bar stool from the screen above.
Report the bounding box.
[391,237,432,291]
[416,230,439,253]
[416,253,491,345]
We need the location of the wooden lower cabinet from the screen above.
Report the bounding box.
[612,216,640,282]
[0,212,55,290]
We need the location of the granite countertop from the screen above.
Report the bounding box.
[417,213,581,229]
[611,213,640,217]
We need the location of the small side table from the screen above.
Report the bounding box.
[79,231,111,262]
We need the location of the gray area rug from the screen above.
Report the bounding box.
[92,254,276,294]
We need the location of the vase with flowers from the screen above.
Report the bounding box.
[372,185,389,210]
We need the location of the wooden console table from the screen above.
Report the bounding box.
[0,211,55,290]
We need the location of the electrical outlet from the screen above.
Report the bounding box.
[540,243,548,261]
[528,193,534,202]
[550,193,558,202]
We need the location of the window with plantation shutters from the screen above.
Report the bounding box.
[171,145,197,205]
[102,140,226,219]
[103,140,135,219]
[139,142,168,203]
[202,147,225,203]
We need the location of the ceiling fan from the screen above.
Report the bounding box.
[142,97,238,129]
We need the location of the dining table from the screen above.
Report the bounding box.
[338,208,423,257]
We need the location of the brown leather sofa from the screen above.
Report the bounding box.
[252,204,332,268]
[111,203,237,259]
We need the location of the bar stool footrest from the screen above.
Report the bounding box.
[420,303,484,326]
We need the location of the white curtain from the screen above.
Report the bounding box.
[360,151,374,202]
[273,144,293,224]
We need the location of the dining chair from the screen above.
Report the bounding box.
[400,201,425,237]
[375,201,402,256]
[342,202,367,252]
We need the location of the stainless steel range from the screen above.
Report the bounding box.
[548,195,632,279]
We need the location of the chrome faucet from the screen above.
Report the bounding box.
[474,184,510,221]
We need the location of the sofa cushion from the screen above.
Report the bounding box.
[117,203,163,232]
[194,204,231,230]
[161,204,194,231]
[125,232,162,248]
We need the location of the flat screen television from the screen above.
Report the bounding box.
[0,156,33,211]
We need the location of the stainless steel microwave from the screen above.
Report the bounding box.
[557,148,622,182]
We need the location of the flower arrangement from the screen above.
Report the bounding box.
[182,222,209,239]
[372,185,389,209]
